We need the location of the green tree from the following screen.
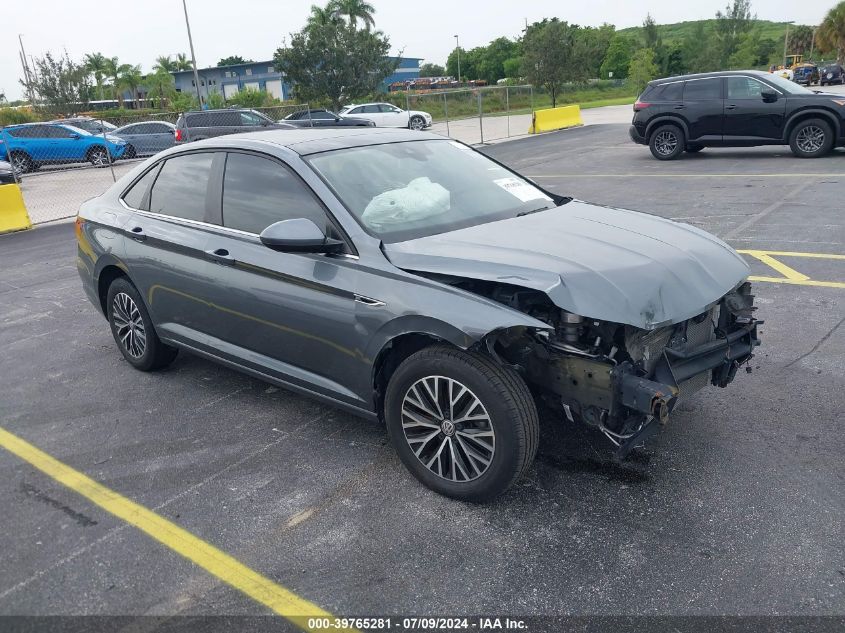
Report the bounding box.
[226,88,267,108]
[683,21,715,73]
[818,2,845,61]
[175,54,193,71]
[521,18,579,106]
[170,91,198,111]
[600,34,634,78]
[575,24,615,79]
[103,57,131,106]
[83,52,108,100]
[477,37,520,84]
[274,1,397,111]
[502,57,522,78]
[787,25,815,56]
[445,47,466,80]
[218,55,252,66]
[714,0,755,68]
[206,92,226,108]
[729,29,761,68]
[145,68,176,108]
[419,63,445,77]
[628,47,658,92]
[642,13,660,49]
[153,55,177,73]
[26,52,91,114]
[329,0,375,30]
[119,65,144,109]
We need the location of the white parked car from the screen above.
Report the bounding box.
[338,103,432,130]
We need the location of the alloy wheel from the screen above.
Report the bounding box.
[654,130,678,156]
[112,292,146,358]
[10,154,28,176]
[796,126,825,154]
[91,148,109,167]
[409,117,424,131]
[401,375,495,482]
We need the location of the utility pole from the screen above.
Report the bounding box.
[453,34,461,84]
[18,35,33,103]
[182,0,203,106]
[809,27,816,60]
[782,21,794,68]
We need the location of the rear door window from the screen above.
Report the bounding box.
[655,82,683,100]
[122,164,161,210]
[148,153,215,221]
[684,78,723,100]
[221,152,328,234]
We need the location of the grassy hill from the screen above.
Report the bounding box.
[617,19,803,45]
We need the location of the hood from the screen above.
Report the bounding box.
[384,201,750,330]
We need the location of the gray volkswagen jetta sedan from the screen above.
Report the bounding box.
[77,128,760,500]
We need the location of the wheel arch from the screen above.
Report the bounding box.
[644,116,689,142]
[784,109,841,142]
[94,257,130,317]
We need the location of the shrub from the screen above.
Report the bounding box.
[0,108,37,126]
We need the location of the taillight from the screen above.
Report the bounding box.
[633,101,651,111]
[175,128,183,142]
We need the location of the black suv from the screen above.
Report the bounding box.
[820,63,845,86]
[174,108,293,143]
[630,70,845,160]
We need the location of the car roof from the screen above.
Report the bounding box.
[649,69,771,84]
[183,128,441,156]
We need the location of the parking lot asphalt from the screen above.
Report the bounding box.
[1,124,843,625]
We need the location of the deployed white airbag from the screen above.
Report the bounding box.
[362,177,450,227]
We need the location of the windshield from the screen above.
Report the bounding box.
[764,74,814,94]
[307,139,557,242]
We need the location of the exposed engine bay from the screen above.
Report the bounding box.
[423,275,761,457]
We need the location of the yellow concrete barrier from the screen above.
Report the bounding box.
[528,104,584,134]
[0,182,32,234]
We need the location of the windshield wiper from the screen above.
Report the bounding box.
[516,205,554,217]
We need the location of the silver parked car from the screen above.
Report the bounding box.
[110,121,177,158]
[77,129,761,501]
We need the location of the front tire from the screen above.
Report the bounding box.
[88,146,110,168]
[649,124,684,160]
[9,151,32,175]
[384,346,538,502]
[409,115,426,131]
[789,118,834,158]
[107,277,178,371]
[124,144,137,159]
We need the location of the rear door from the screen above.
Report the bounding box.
[200,150,365,406]
[723,76,785,141]
[122,151,222,341]
[682,77,724,142]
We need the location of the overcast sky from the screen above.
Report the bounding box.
[3,0,835,101]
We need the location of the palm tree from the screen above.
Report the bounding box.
[308,4,338,27]
[120,65,144,109]
[83,52,108,100]
[102,56,131,106]
[175,53,193,71]
[329,0,375,30]
[145,69,175,109]
[153,55,177,73]
[818,1,845,62]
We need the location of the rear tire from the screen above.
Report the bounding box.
[789,118,834,158]
[106,277,178,371]
[9,151,32,175]
[649,124,684,160]
[384,345,538,502]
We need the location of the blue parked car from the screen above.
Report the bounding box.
[0,122,127,174]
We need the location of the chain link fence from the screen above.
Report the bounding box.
[1,104,311,224]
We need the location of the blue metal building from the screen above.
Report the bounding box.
[170,56,421,104]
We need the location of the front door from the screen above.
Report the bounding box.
[199,150,367,407]
[723,76,786,141]
[682,77,724,142]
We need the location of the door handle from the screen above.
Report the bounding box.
[130,226,146,242]
[673,104,686,109]
[205,248,235,266]
[726,104,737,110]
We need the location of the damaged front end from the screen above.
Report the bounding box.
[464,279,761,458]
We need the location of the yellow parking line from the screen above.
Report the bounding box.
[0,426,353,632]
[748,276,845,289]
[738,249,845,260]
[740,251,810,282]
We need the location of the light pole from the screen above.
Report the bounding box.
[453,35,461,84]
[182,0,203,106]
[782,21,794,69]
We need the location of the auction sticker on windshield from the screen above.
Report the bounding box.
[494,177,552,203]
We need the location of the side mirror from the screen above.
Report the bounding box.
[761,89,778,103]
[70,133,81,139]
[259,218,345,254]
